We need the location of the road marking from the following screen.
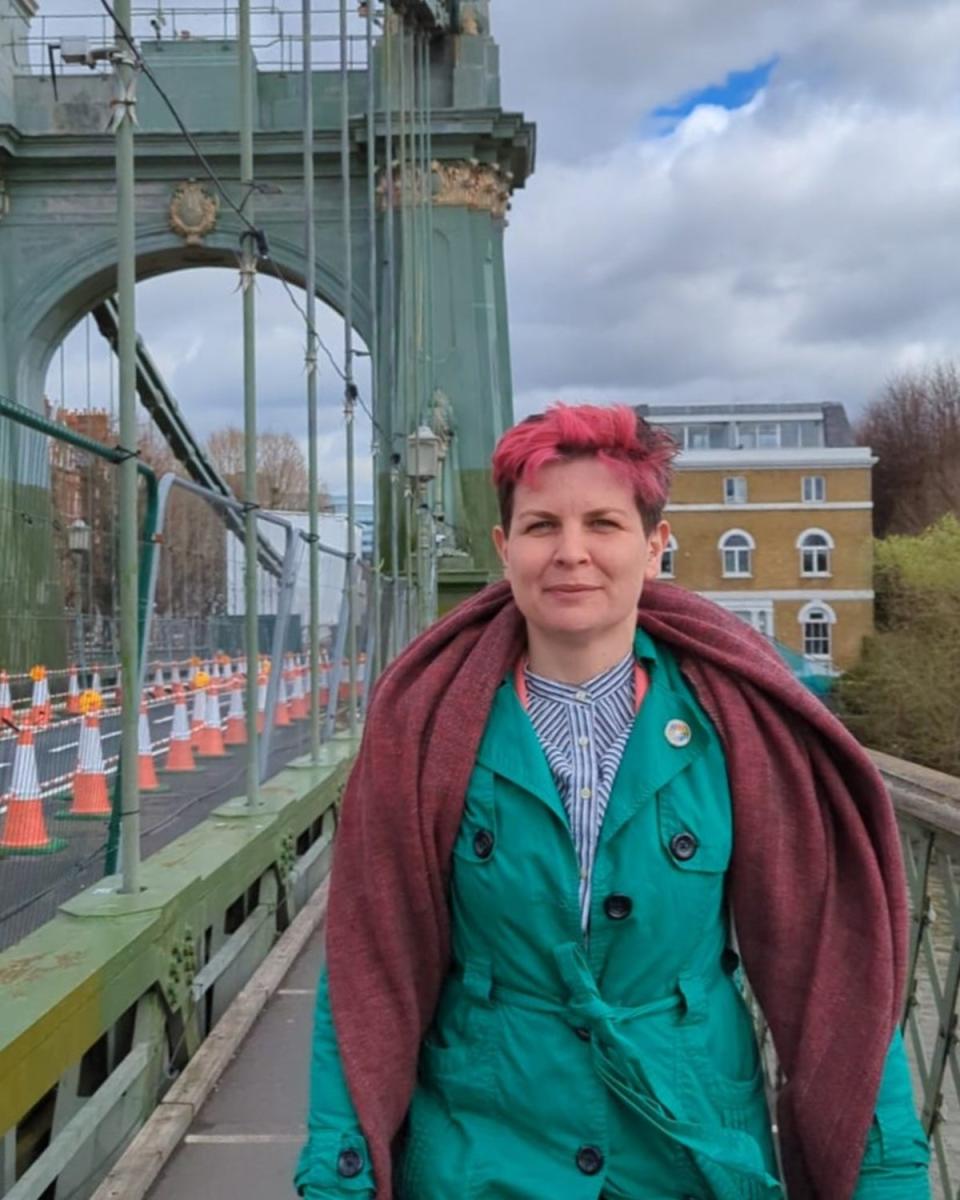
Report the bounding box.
[184,1133,304,1145]
[277,988,313,996]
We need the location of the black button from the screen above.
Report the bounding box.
[576,1145,604,1175]
[573,1025,591,1041]
[337,1148,364,1178]
[473,829,494,859]
[603,893,633,920]
[670,832,699,862]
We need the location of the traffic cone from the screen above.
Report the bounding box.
[66,666,81,715]
[256,672,267,734]
[288,658,307,721]
[65,693,110,818]
[222,657,233,684]
[137,702,160,791]
[196,682,226,757]
[29,666,51,728]
[190,671,209,748]
[91,667,102,695]
[152,664,166,699]
[0,726,65,854]
[223,677,246,746]
[164,685,196,773]
[274,670,291,728]
[0,671,13,725]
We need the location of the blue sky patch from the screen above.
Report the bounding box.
[653,57,778,126]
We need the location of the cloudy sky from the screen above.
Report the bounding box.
[48,0,960,496]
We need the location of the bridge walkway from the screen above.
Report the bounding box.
[147,918,322,1200]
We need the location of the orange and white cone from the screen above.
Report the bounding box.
[274,670,291,728]
[0,671,13,725]
[196,682,226,757]
[222,658,233,685]
[137,702,160,791]
[288,659,306,721]
[256,672,267,734]
[190,673,209,748]
[223,677,246,747]
[91,667,102,695]
[152,664,166,699]
[29,666,52,728]
[0,726,65,854]
[66,693,110,818]
[66,666,82,715]
[164,685,196,773]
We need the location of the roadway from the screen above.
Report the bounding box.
[0,699,315,952]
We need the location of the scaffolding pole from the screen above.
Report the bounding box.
[340,0,358,736]
[303,0,320,762]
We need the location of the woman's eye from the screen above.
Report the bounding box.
[525,520,553,532]
[591,518,618,528]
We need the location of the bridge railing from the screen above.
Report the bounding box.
[0,398,413,957]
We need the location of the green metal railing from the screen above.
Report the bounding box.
[878,751,960,1197]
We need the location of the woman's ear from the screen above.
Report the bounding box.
[492,525,510,576]
[643,519,671,581]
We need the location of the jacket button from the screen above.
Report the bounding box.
[573,1025,591,1041]
[473,829,494,859]
[337,1149,364,1178]
[576,1145,604,1175]
[670,832,699,862]
[603,893,633,920]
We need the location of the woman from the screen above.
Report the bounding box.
[296,404,929,1199]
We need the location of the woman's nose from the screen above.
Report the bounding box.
[553,526,589,564]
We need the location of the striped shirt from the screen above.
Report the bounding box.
[524,653,637,931]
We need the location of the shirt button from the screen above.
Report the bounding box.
[337,1149,364,1178]
[573,1025,592,1041]
[575,1145,604,1175]
[580,786,592,800]
[578,736,589,748]
[575,690,589,702]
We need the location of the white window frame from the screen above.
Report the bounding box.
[659,534,678,579]
[718,529,755,579]
[716,599,775,639]
[802,475,826,503]
[798,600,836,661]
[796,528,834,578]
[723,475,748,505]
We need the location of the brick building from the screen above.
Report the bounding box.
[639,402,874,672]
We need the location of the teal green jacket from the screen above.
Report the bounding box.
[296,630,929,1199]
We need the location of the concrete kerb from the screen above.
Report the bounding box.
[89,877,330,1200]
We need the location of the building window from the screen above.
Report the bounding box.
[723,476,748,504]
[797,528,833,577]
[719,529,754,577]
[799,601,835,660]
[802,475,826,503]
[736,422,779,449]
[724,604,774,637]
[684,423,729,450]
[659,535,677,578]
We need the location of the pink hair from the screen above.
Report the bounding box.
[492,403,677,532]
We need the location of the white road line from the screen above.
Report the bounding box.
[276,988,314,996]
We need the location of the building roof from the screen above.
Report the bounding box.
[635,400,855,448]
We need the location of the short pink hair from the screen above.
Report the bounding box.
[492,403,677,533]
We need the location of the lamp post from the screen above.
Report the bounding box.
[68,517,91,678]
[405,425,441,632]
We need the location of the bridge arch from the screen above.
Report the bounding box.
[17,231,373,414]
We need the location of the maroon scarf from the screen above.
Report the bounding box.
[326,581,906,1199]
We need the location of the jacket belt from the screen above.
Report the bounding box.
[455,946,783,1200]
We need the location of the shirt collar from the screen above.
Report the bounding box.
[524,649,634,705]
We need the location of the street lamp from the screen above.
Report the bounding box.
[68,517,91,676]
[406,426,441,631]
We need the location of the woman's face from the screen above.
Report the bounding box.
[492,457,670,645]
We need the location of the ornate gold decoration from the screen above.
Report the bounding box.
[459,5,480,35]
[432,160,512,221]
[169,180,219,245]
[377,161,513,222]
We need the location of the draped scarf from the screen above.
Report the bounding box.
[326,580,906,1199]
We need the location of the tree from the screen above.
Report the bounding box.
[855,364,960,537]
[205,426,322,511]
[836,514,960,776]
